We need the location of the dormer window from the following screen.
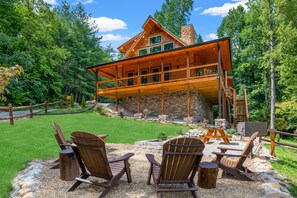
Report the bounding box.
[150,35,161,45]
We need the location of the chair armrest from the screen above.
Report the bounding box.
[217,147,243,152]
[66,140,72,143]
[109,153,134,163]
[146,154,161,167]
[212,151,247,158]
[60,143,72,147]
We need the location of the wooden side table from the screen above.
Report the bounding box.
[198,162,219,189]
[59,149,80,181]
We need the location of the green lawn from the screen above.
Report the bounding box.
[0,112,188,197]
[265,138,297,197]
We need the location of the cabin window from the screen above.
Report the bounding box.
[163,65,171,81]
[127,71,134,86]
[149,35,161,45]
[140,69,148,84]
[150,45,162,53]
[151,67,160,82]
[196,68,204,76]
[138,48,148,56]
[164,42,174,51]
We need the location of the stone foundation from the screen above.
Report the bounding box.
[215,118,230,129]
[122,91,213,123]
[158,115,169,122]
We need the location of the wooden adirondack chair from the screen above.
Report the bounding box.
[51,122,72,169]
[212,132,259,181]
[146,137,205,198]
[68,131,134,198]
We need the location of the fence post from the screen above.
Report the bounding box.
[30,103,33,119]
[60,99,63,108]
[45,101,48,113]
[270,129,276,157]
[8,103,14,125]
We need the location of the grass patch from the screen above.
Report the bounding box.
[264,138,297,197]
[0,112,188,197]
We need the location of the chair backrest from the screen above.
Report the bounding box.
[158,137,205,183]
[70,131,113,180]
[52,122,68,150]
[235,132,259,168]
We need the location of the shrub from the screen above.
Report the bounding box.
[81,96,86,108]
[143,108,150,119]
[94,104,107,116]
[157,132,168,141]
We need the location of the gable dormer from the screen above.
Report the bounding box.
[118,16,189,59]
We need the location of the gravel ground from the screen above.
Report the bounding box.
[35,143,264,198]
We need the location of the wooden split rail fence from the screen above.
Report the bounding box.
[0,100,63,125]
[261,129,297,156]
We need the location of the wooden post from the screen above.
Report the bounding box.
[233,88,237,123]
[244,88,249,121]
[8,103,14,125]
[95,70,98,102]
[115,92,118,112]
[138,89,141,113]
[45,101,48,113]
[217,44,222,118]
[270,129,276,156]
[59,99,63,108]
[137,63,140,85]
[115,66,118,88]
[30,103,33,119]
[186,52,190,80]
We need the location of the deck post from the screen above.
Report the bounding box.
[115,92,118,112]
[115,66,118,88]
[217,44,222,118]
[137,63,140,85]
[138,89,141,113]
[161,58,164,83]
[95,70,98,102]
[186,52,190,80]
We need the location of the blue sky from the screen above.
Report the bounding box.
[46,0,247,50]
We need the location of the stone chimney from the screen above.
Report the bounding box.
[180,24,196,45]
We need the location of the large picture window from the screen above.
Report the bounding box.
[164,42,174,51]
[150,45,162,53]
[149,35,161,45]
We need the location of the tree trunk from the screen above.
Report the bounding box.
[269,0,275,130]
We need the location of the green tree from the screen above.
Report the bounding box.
[154,0,194,37]
[196,34,203,43]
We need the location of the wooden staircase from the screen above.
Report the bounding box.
[234,89,249,125]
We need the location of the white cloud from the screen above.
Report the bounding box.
[90,17,127,32]
[194,7,201,11]
[201,0,247,17]
[205,33,218,41]
[44,0,58,5]
[81,0,95,4]
[101,34,130,41]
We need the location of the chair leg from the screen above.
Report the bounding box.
[98,186,112,198]
[68,173,89,192]
[147,164,153,185]
[124,160,132,183]
[188,181,198,198]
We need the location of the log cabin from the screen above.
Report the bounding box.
[86,16,248,124]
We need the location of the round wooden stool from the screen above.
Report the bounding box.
[59,149,80,181]
[198,162,219,189]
